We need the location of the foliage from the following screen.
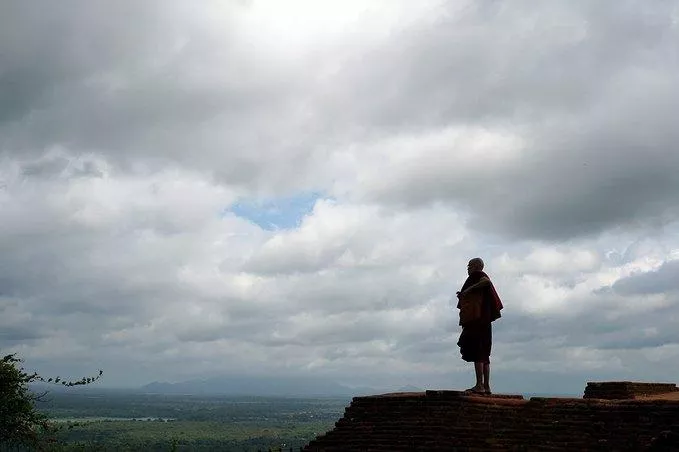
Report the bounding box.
[1,354,50,449]
[38,392,345,451]
[49,419,329,451]
[0,353,102,450]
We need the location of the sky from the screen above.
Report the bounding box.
[1,0,679,395]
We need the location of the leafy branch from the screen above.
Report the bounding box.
[1,353,103,450]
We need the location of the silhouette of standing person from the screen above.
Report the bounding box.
[456,258,503,394]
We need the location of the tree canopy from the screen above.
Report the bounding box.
[0,353,102,450]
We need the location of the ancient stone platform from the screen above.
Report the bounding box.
[303,383,679,451]
[583,381,679,400]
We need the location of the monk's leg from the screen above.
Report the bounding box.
[483,362,491,393]
[473,362,484,389]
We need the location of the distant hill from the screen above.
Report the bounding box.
[140,376,377,397]
[397,385,424,392]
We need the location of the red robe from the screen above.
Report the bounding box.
[456,271,503,322]
[456,271,503,363]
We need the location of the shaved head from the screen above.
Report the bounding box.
[468,257,485,271]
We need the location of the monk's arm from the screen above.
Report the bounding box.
[460,277,491,294]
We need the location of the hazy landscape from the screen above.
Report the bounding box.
[35,388,349,451]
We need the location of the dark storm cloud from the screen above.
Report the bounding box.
[3,1,678,241]
[495,287,679,355]
[0,325,47,342]
[0,0,319,193]
[340,1,679,241]
[0,1,166,122]
[612,260,679,295]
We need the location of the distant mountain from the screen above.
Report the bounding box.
[397,385,424,392]
[140,375,378,397]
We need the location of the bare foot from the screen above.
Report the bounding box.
[464,386,486,394]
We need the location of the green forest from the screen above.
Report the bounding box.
[3,385,347,451]
[41,392,346,451]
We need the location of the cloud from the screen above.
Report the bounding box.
[612,260,679,295]
[1,1,679,393]
[327,1,679,240]
[3,1,678,240]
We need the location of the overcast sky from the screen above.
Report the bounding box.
[2,0,679,395]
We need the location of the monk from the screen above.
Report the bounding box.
[456,257,503,394]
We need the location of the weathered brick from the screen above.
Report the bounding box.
[304,382,679,451]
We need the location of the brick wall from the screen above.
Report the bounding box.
[583,381,678,400]
[303,385,679,451]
